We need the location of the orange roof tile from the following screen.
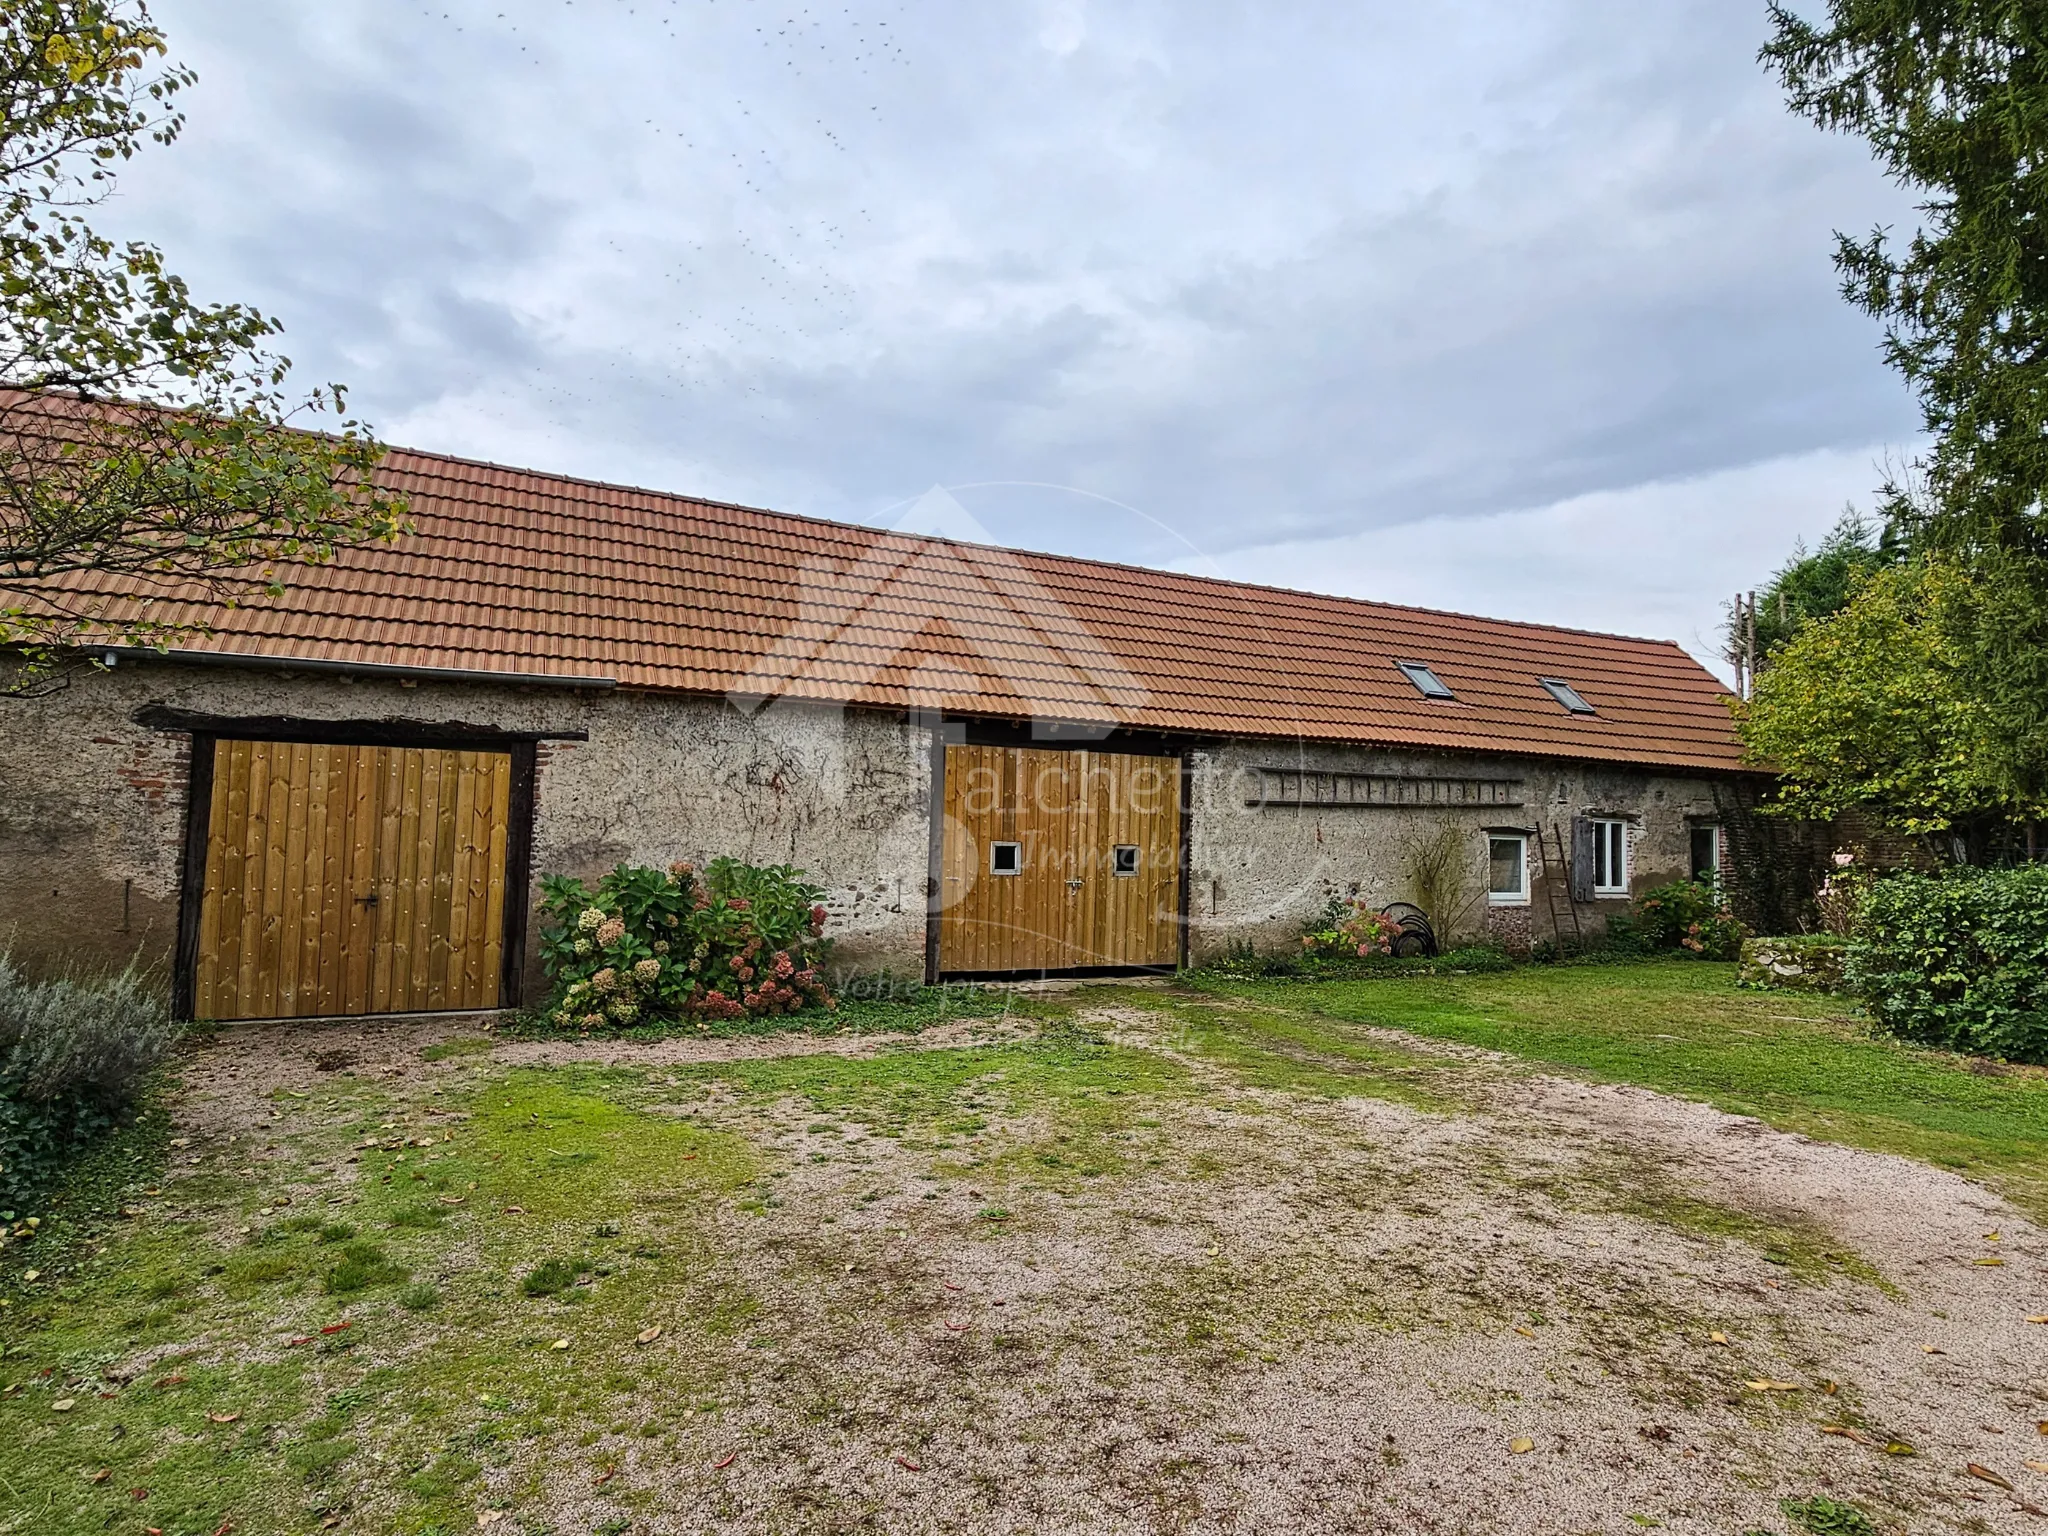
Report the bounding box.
[66,442,1750,773]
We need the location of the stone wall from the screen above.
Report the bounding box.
[1,658,1761,1003]
[0,663,933,990]
[1182,740,1732,962]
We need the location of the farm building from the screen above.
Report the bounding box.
[3,443,1788,1020]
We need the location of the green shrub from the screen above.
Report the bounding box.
[0,959,179,1210]
[1848,865,2048,1061]
[1615,880,1747,959]
[536,858,834,1033]
[1299,896,1403,959]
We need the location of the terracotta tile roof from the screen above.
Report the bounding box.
[67,443,1749,773]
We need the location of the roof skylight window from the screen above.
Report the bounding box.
[1396,661,1455,700]
[1540,678,1596,714]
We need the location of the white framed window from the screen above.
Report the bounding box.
[989,841,1021,876]
[1690,825,1722,883]
[1591,818,1629,896]
[1487,834,1529,905]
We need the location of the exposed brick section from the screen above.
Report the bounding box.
[114,731,190,811]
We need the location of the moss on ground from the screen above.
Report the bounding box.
[0,1067,759,1536]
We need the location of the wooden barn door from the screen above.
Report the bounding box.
[192,741,513,1020]
[938,744,1182,973]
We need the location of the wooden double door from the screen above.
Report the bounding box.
[937,744,1183,973]
[191,739,514,1020]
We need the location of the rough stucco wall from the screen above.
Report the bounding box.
[0,664,931,992]
[1184,741,1729,961]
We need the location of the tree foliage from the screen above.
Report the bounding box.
[1755,3,2048,829]
[1733,508,1893,662]
[1763,2,2048,560]
[1738,560,2041,834]
[0,0,403,675]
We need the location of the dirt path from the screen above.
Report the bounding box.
[158,995,2048,1535]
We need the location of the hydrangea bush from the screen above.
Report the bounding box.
[1622,879,1747,959]
[537,859,833,1031]
[1301,896,1403,958]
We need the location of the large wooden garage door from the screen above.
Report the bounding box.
[938,744,1182,973]
[193,741,513,1020]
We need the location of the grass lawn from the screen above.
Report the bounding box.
[3,964,2045,1536]
[1188,961,2048,1221]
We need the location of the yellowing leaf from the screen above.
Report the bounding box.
[2025,1460,2048,1474]
[1744,1380,1802,1392]
[1883,1441,1916,1457]
[1966,1463,2015,1491]
[1708,1331,1729,1345]
[51,1398,75,1412]
[206,1412,239,1424]
[1509,1437,1535,1454]
[635,1325,662,1345]
[1972,1257,2005,1267]
[1514,1326,1535,1339]
[549,1338,568,1351]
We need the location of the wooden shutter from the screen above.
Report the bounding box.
[1569,816,1595,904]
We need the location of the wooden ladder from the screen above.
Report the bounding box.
[1541,824,1584,954]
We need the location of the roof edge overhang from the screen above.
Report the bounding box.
[90,645,618,692]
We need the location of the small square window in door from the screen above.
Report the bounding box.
[989,841,1021,875]
[1111,844,1140,877]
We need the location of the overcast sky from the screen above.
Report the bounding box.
[107,0,1921,676]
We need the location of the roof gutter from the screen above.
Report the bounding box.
[94,646,618,692]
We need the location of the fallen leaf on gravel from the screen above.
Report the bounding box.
[1514,1326,1535,1339]
[2027,1316,2048,1325]
[286,1336,314,1347]
[1922,1344,1946,1354]
[503,1206,525,1215]
[593,1467,617,1487]
[51,1398,75,1411]
[945,1321,970,1332]
[2025,1460,2048,1474]
[207,1412,240,1424]
[91,1469,110,1484]
[895,1455,924,1471]
[212,1521,234,1536]
[713,1452,736,1470]
[942,1282,962,1292]
[320,1321,352,1335]
[1744,1380,1802,1392]
[476,1513,504,1528]
[438,1196,466,1206]
[549,1338,568,1351]
[634,1326,662,1345]
[1968,1463,2015,1491]
[1509,1437,1535,1453]
[1708,1331,1728,1346]
[1638,1426,1672,1443]
[1973,1257,2006,1267]
[1884,1442,1917,1456]
[1820,1426,1872,1444]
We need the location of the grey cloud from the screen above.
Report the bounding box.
[108,0,1920,613]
